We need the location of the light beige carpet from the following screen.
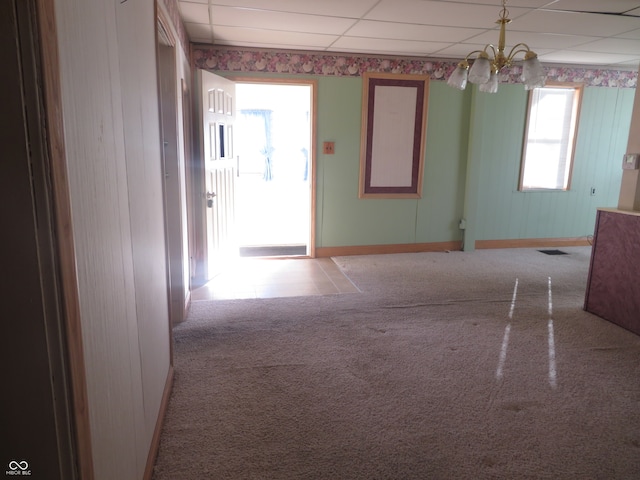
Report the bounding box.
[153,247,640,479]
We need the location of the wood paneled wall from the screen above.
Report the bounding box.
[54,0,170,477]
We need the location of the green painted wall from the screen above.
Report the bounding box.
[465,85,634,246]
[317,78,470,246]
[217,71,634,249]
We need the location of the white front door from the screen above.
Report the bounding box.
[199,70,236,279]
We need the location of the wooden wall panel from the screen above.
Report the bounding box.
[54,0,170,478]
[115,0,171,460]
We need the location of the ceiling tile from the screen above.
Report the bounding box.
[330,37,450,56]
[545,0,640,14]
[179,2,209,24]
[364,1,531,28]
[573,37,640,55]
[212,25,338,48]
[443,0,554,6]
[211,6,357,35]
[616,59,640,69]
[509,9,640,36]
[344,20,484,42]
[209,0,379,17]
[184,22,213,42]
[618,28,640,40]
[539,50,640,65]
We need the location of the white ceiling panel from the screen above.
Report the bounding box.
[179,2,209,24]
[330,37,451,56]
[539,50,640,65]
[545,0,640,14]
[212,26,338,48]
[210,6,357,35]
[618,59,640,68]
[344,21,484,43]
[212,40,332,52]
[184,22,212,42]
[209,0,379,17]
[513,10,640,36]
[364,1,530,28]
[441,0,555,6]
[618,28,640,40]
[573,37,640,55]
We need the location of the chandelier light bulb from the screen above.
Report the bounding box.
[479,71,499,93]
[522,53,546,89]
[447,62,469,90]
[468,54,491,84]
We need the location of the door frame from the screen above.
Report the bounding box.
[229,76,318,258]
[22,0,94,477]
[156,12,185,325]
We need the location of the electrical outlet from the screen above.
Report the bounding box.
[323,142,335,155]
[590,187,596,196]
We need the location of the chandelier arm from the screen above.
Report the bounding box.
[463,49,488,62]
[506,43,532,62]
[485,44,498,59]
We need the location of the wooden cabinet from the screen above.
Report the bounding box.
[585,208,640,335]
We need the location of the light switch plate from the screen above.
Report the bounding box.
[623,153,640,170]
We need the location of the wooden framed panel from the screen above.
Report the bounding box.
[359,72,429,198]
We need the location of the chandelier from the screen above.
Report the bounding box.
[446,0,546,93]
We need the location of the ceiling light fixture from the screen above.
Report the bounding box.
[446,0,546,93]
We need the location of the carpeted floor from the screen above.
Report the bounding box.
[153,247,640,479]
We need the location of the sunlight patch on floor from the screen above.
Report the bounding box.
[191,257,360,301]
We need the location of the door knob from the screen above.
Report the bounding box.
[205,191,216,208]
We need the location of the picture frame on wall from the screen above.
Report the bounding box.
[359,72,430,198]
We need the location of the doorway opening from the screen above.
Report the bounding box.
[234,82,313,258]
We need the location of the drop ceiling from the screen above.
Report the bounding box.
[178,0,640,69]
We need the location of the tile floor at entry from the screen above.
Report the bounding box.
[191,257,360,301]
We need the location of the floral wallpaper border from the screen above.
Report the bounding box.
[193,45,638,88]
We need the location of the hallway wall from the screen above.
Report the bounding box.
[54,0,170,478]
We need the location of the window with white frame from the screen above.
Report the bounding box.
[519,84,583,191]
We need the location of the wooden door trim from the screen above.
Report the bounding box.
[191,70,208,286]
[227,76,318,257]
[36,0,94,478]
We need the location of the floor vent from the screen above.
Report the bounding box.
[538,249,568,256]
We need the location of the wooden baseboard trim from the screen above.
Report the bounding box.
[143,365,174,480]
[315,238,591,257]
[316,241,462,257]
[475,237,592,250]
